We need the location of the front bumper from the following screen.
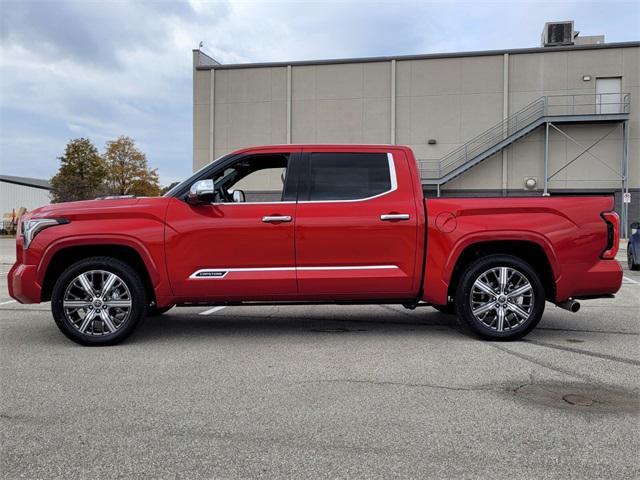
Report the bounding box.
[7,263,41,304]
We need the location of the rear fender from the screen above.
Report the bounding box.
[444,231,560,284]
[422,229,559,305]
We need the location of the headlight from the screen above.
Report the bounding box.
[22,218,69,249]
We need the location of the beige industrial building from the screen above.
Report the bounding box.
[0,175,51,234]
[192,21,638,233]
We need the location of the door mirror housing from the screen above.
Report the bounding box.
[186,179,215,205]
[231,190,246,203]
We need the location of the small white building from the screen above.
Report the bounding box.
[0,175,51,218]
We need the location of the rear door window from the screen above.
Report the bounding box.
[305,153,392,201]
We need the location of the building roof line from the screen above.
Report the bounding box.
[195,41,640,70]
[0,175,51,190]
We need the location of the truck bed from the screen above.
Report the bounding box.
[421,195,622,305]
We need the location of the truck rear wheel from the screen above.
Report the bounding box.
[51,257,147,346]
[454,255,545,340]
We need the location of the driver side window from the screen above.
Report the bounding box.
[211,154,289,203]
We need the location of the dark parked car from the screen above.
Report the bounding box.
[628,222,640,270]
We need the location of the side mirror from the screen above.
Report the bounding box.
[232,190,246,203]
[186,179,215,205]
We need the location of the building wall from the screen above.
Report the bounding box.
[291,62,391,145]
[193,44,639,218]
[0,182,51,214]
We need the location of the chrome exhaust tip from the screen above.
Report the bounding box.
[555,299,581,313]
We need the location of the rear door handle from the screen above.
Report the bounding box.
[380,214,411,221]
[262,215,292,223]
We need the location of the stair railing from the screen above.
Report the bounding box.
[419,93,631,180]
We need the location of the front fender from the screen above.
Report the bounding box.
[24,212,172,302]
[37,234,163,288]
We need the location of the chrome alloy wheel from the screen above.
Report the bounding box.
[62,270,132,336]
[470,266,534,332]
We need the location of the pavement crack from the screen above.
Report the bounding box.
[523,339,640,366]
[512,374,537,394]
[294,378,498,392]
[537,326,639,336]
[486,343,606,385]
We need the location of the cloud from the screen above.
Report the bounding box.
[0,0,638,185]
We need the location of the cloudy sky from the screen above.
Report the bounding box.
[1,0,638,186]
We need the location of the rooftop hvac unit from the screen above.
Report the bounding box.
[541,21,575,47]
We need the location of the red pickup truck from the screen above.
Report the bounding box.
[8,145,622,345]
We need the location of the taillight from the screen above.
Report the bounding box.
[601,211,619,259]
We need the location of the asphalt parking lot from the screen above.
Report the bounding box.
[0,237,638,479]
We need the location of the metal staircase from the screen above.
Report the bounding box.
[419,93,631,185]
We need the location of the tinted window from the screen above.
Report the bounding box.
[307,153,391,201]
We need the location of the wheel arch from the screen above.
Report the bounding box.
[40,243,156,304]
[446,240,557,303]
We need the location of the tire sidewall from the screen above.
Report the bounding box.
[51,257,147,346]
[455,255,545,340]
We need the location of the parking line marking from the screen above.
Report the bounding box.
[623,276,639,284]
[0,300,17,305]
[199,306,226,316]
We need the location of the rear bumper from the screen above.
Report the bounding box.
[556,259,623,301]
[7,263,41,304]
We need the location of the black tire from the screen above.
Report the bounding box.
[628,248,639,271]
[51,256,147,346]
[147,305,174,316]
[433,303,455,315]
[454,254,545,341]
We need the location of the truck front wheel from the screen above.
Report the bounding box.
[454,255,545,340]
[51,257,147,346]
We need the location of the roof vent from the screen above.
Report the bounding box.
[542,21,575,47]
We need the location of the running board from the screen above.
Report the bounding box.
[177,299,422,307]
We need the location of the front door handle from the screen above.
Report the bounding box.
[262,215,292,223]
[380,214,410,221]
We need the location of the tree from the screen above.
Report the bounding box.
[103,136,160,197]
[50,138,107,203]
[160,181,180,195]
